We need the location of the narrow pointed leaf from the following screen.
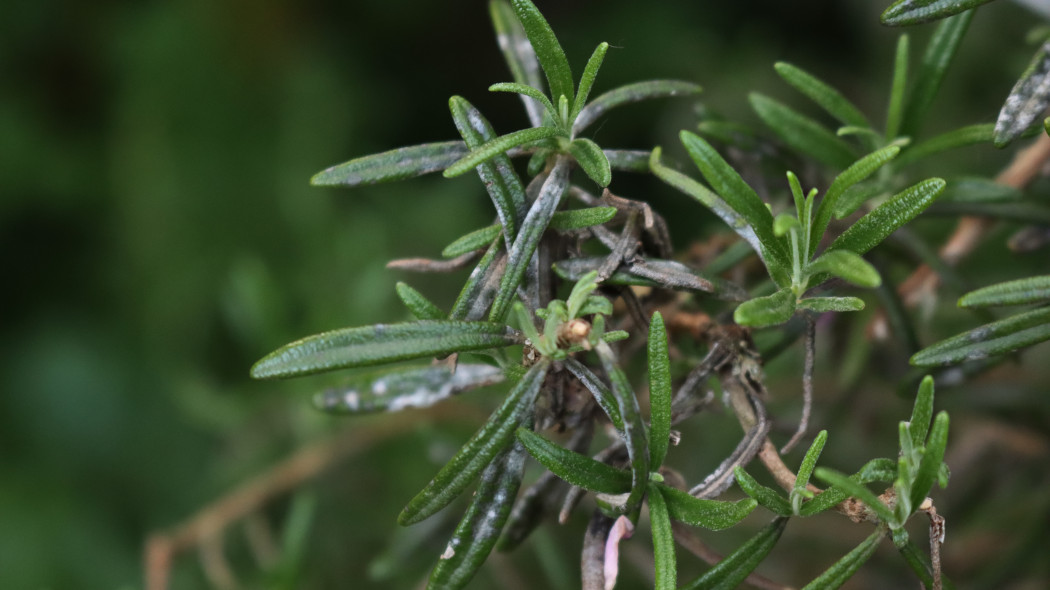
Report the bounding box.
[734,289,797,328]
[548,206,617,230]
[801,527,886,590]
[900,11,974,136]
[798,296,865,313]
[898,540,957,590]
[553,256,746,300]
[604,149,653,173]
[650,147,790,286]
[489,0,545,126]
[450,236,506,321]
[733,467,793,517]
[795,430,828,493]
[910,306,1050,366]
[656,485,756,531]
[313,364,504,414]
[312,141,468,186]
[886,34,910,140]
[568,137,612,187]
[959,275,1050,308]
[814,468,896,523]
[882,0,996,26]
[996,42,1050,147]
[833,183,886,220]
[596,340,649,515]
[444,126,563,179]
[799,458,898,517]
[774,62,869,127]
[910,376,936,448]
[428,441,526,589]
[573,80,702,134]
[489,158,570,321]
[829,178,945,256]
[679,131,790,282]
[681,517,788,590]
[750,92,857,169]
[571,42,609,124]
[396,282,446,320]
[811,146,901,254]
[648,312,672,468]
[941,177,1022,203]
[489,82,557,118]
[564,358,624,431]
[894,123,993,167]
[515,428,631,494]
[399,359,549,525]
[807,250,881,288]
[449,96,528,246]
[511,0,573,106]
[910,411,949,509]
[251,321,518,379]
[442,224,502,259]
[649,485,677,590]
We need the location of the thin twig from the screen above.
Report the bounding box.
[387,251,481,272]
[780,316,816,454]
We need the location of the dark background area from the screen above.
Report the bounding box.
[2,1,1048,588]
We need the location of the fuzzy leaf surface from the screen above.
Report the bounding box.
[596,340,650,515]
[442,225,503,259]
[829,178,945,256]
[807,249,881,288]
[548,206,617,230]
[647,312,673,468]
[515,428,631,494]
[774,62,869,127]
[959,275,1050,308]
[734,289,797,328]
[568,137,612,187]
[251,321,517,379]
[649,485,677,590]
[882,0,997,26]
[800,528,886,589]
[573,80,702,134]
[312,141,468,186]
[444,126,562,179]
[996,42,1050,147]
[396,282,447,320]
[313,364,504,414]
[811,146,901,254]
[910,306,1050,366]
[733,467,793,517]
[750,92,856,169]
[797,297,865,313]
[910,411,950,509]
[488,0,544,126]
[681,517,788,590]
[398,359,549,525]
[656,485,756,531]
[511,0,574,105]
[571,42,609,123]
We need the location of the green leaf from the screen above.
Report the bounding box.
[648,312,673,468]
[428,442,526,589]
[885,34,910,141]
[894,124,994,168]
[910,376,936,448]
[515,428,631,494]
[797,297,865,313]
[399,359,549,525]
[799,458,898,517]
[563,358,625,431]
[774,62,869,128]
[395,282,446,320]
[900,11,974,136]
[489,82,557,119]
[910,411,949,509]
[442,225,503,259]
[444,126,563,179]
[604,149,653,173]
[651,146,791,286]
[995,42,1050,147]
[806,250,881,288]
[941,177,1023,203]
[734,289,797,328]
[573,80,702,134]
[882,0,996,26]
[811,146,901,254]
[795,430,828,496]
[596,341,650,515]
[450,236,505,321]
[898,540,957,590]
[773,213,801,237]
[571,42,609,124]
[312,141,468,186]
[680,517,788,590]
[548,206,617,231]
[733,467,793,517]
[656,485,756,531]
[511,0,574,105]
[568,137,612,187]
[800,527,886,590]
[489,0,545,126]
[814,468,896,524]
[251,321,517,379]
[832,183,886,220]
[313,364,504,414]
[959,275,1050,308]
[749,92,857,169]
[680,132,790,281]
[829,178,946,256]
[910,306,1050,366]
[449,96,528,245]
[489,158,570,322]
[649,485,677,590]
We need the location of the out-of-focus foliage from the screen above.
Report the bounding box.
[3,1,1049,589]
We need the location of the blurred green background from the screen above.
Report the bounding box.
[3,1,1048,588]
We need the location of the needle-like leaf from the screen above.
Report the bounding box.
[910,306,1050,366]
[563,358,625,431]
[442,225,503,259]
[893,123,993,168]
[996,42,1050,147]
[656,485,756,531]
[548,206,617,230]
[568,137,612,187]
[958,275,1050,308]
[899,11,974,137]
[910,411,949,509]
[251,321,518,379]
[797,297,865,313]
[511,0,574,106]
[733,467,793,517]
[516,428,631,494]
[814,468,896,524]
[648,484,677,590]
[734,289,797,328]
[648,312,672,468]
[399,358,550,525]
[313,364,504,414]
[596,340,649,515]
[488,0,545,126]
[811,145,901,254]
[829,178,945,256]
[312,141,468,186]
[806,250,881,288]
[749,92,857,169]
[444,126,563,179]
[680,517,788,590]
[774,62,869,128]
[571,42,610,124]
[396,282,447,320]
[800,527,887,590]
[573,80,702,134]
[882,0,996,26]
